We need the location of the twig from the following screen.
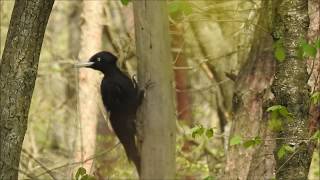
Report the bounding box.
[34,143,120,178]
[275,149,300,174]
[22,149,57,180]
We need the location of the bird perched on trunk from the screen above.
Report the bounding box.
[75,51,143,174]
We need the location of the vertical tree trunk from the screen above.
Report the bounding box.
[0,0,54,179]
[65,0,80,156]
[225,1,276,179]
[133,1,176,179]
[271,0,312,179]
[171,23,192,124]
[75,0,103,172]
[307,0,320,136]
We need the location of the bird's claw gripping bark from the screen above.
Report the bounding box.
[144,79,155,90]
[131,75,154,90]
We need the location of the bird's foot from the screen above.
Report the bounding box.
[144,79,155,90]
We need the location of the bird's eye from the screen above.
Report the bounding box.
[97,57,101,62]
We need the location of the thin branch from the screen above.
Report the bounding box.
[22,149,57,180]
[34,143,120,178]
[275,149,300,174]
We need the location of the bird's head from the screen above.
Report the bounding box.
[75,51,117,73]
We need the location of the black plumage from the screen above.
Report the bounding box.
[76,51,143,174]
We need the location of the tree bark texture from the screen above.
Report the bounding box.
[307,0,320,135]
[133,0,176,179]
[75,0,103,172]
[0,0,54,179]
[171,21,193,124]
[271,0,312,179]
[225,1,276,179]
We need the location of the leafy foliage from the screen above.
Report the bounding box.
[311,91,320,105]
[267,105,293,131]
[312,130,320,141]
[205,128,214,138]
[277,145,295,159]
[315,38,320,49]
[273,39,286,62]
[267,105,293,118]
[192,125,205,138]
[268,118,283,132]
[203,175,216,180]
[191,125,214,139]
[298,39,318,58]
[75,167,96,180]
[120,0,130,6]
[168,0,193,15]
[230,135,262,149]
[274,37,320,61]
[230,135,242,146]
[243,136,262,148]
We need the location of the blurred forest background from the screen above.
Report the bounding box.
[0,0,319,179]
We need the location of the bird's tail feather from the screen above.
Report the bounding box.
[110,113,141,175]
[122,137,141,175]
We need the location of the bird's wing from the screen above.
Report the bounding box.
[101,80,128,111]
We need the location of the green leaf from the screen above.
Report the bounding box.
[191,125,205,138]
[267,105,285,112]
[81,174,96,180]
[277,145,294,159]
[254,136,262,145]
[230,135,242,146]
[300,40,317,58]
[277,146,287,159]
[120,0,130,6]
[311,92,320,105]
[315,38,320,49]
[75,167,86,180]
[268,118,282,132]
[243,140,256,148]
[275,47,286,62]
[312,130,320,140]
[243,136,262,148]
[267,105,292,118]
[297,45,304,59]
[203,176,215,180]
[168,1,180,13]
[273,40,286,62]
[205,128,214,138]
[278,108,293,118]
[168,1,193,15]
[283,145,294,152]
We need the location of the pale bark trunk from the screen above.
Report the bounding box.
[133,0,176,179]
[65,0,80,156]
[0,0,54,179]
[75,0,103,172]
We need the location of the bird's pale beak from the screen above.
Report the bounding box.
[74,62,94,68]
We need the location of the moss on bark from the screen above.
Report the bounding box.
[271,0,312,179]
[0,0,54,179]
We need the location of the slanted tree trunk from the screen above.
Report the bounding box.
[133,1,176,179]
[0,0,54,179]
[271,0,312,179]
[75,0,103,172]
